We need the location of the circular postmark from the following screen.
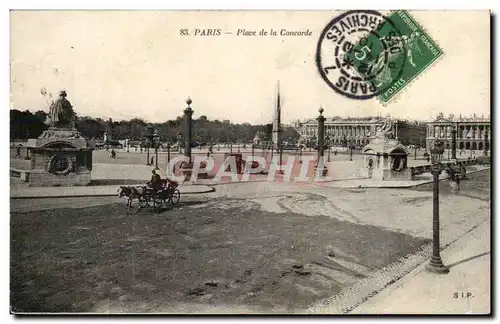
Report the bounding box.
[316,10,407,100]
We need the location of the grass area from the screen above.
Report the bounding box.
[11,198,428,313]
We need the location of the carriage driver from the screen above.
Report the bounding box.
[148,169,179,194]
[148,169,163,193]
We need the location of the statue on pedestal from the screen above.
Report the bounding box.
[375,118,395,140]
[27,90,93,187]
[45,90,76,129]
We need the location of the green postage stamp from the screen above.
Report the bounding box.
[350,10,443,103]
[317,10,443,103]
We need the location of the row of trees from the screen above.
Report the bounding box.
[10,109,300,144]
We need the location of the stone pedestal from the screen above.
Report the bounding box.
[25,127,94,187]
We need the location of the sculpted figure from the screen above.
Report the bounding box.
[375,119,395,139]
[46,90,75,128]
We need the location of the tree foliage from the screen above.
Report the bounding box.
[10,109,300,144]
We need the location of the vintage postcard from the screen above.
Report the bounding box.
[9,10,491,315]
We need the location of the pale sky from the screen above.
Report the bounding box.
[10,10,490,124]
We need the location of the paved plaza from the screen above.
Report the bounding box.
[10,169,490,313]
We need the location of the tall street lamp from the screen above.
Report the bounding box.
[177,132,182,153]
[466,135,472,159]
[451,126,457,160]
[153,130,160,169]
[143,125,155,166]
[183,97,194,163]
[317,107,325,163]
[313,107,327,177]
[426,140,449,274]
[326,136,331,162]
[484,130,489,157]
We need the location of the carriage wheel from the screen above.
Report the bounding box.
[169,189,181,206]
[460,167,467,180]
[138,196,149,208]
[153,196,162,213]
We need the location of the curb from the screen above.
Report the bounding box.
[10,186,216,199]
[305,218,489,314]
[304,243,433,314]
[313,167,490,189]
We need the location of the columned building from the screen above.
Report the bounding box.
[295,116,426,147]
[426,114,490,152]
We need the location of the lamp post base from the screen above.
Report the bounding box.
[426,256,450,274]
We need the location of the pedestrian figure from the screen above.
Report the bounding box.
[150,156,154,166]
[110,149,116,159]
[427,156,430,163]
[16,145,21,158]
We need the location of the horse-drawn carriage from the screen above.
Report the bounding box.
[118,180,181,213]
[446,163,467,181]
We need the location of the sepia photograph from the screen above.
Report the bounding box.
[8,7,491,315]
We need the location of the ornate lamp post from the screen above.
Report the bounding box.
[183,97,194,163]
[166,143,171,164]
[143,125,155,166]
[279,136,283,170]
[484,130,489,157]
[466,135,472,159]
[311,135,316,153]
[315,107,327,176]
[426,140,449,274]
[153,130,160,169]
[326,136,331,162]
[451,127,457,160]
[177,132,182,153]
[349,141,354,161]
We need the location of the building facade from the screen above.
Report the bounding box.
[426,114,490,152]
[294,116,426,147]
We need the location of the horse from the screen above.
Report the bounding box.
[118,185,148,213]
